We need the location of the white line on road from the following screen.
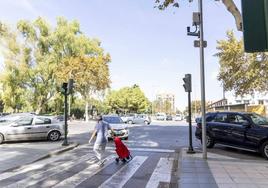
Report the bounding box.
[145,157,174,188]
[4,154,96,188]
[99,156,148,188]
[86,146,175,153]
[53,155,116,188]
[0,150,92,181]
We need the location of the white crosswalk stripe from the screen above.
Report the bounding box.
[0,150,91,181]
[99,156,148,188]
[53,155,116,188]
[4,154,95,188]
[0,147,177,188]
[145,157,174,188]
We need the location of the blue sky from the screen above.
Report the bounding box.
[0,0,242,110]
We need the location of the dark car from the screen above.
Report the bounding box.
[166,115,173,121]
[195,111,268,159]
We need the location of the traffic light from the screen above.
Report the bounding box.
[67,79,74,94]
[242,0,268,52]
[183,74,192,92]
[61,82,68,94]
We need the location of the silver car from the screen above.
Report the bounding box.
[127,114,151,125]
[102,115,129,140]
[0,114,64,144]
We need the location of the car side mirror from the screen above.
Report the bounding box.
[242,122,251,128]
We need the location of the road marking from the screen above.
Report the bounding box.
[53,155,116,188]
[0,150,92,181]
[86,146,175,153]
[145,157,174,188]
[3,154,96,188]
[99,156,148,188]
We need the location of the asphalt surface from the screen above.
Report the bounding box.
[0,120,265,174]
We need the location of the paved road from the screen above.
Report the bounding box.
[0,119,265,174]
[0,144,180,188]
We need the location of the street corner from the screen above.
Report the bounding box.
[180,147,236,161]
[34,142,80,163]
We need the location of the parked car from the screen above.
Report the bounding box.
[195,111,268,159]
[127,114,151,125]
[102,115,129,140]
[120,114,135,123]
[166,115,173,121]
[156,113,166,121]
[0,114,64,144]
[174,114,183,121]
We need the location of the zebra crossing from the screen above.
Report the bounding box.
[0,145,179,188]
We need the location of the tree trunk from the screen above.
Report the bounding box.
[222,0,242,31]
[85,101,89,122]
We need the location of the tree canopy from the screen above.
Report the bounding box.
[216,31,268,96]
[105,85,150,114]
[0,17,110,114]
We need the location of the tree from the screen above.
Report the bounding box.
[105,85,150,114]
[215,31,268,96]
[0,24,30,112]
[0,17,111,115]
[155,0,242,31]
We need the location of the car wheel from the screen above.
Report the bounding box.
[206,135,215,148]
[128,120,133,124]
[48,131,61,141]
[0,133,4,144]
[201,135,214,148]
[260,141,268,159]
[144,121,149,125]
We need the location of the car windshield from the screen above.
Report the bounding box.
[103,116,123,124]
[245,113,268,126]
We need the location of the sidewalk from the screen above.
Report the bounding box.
[0,142,78,173]
[179,148,268,188]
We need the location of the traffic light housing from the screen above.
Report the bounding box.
[183,74,192,92]
[242,0,268,52]
[61,82,68,94]
[67,79,74,94]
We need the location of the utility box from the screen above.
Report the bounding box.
[242,0,268,52]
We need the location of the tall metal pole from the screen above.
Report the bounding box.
[198,0,207,159]
[62,89,69,146]
[187,91,195,153]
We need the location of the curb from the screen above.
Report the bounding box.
[3,142,79,173]
[32,142,80,163]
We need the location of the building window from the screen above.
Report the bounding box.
[258,100,264,105]
[236,100,241,104]
[243,100,250,104]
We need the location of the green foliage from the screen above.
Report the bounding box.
[70,108,85,119]
[216,31,268,96]
[105,85,150,114]
[0,17,110,114]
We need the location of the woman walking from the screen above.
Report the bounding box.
[89,115,113,165]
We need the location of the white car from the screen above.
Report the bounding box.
[174,114,183,121]
[156,113,166,121]
[103,115,129,140]
[0,114,64,144]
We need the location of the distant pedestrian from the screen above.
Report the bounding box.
[88,115,113,165]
